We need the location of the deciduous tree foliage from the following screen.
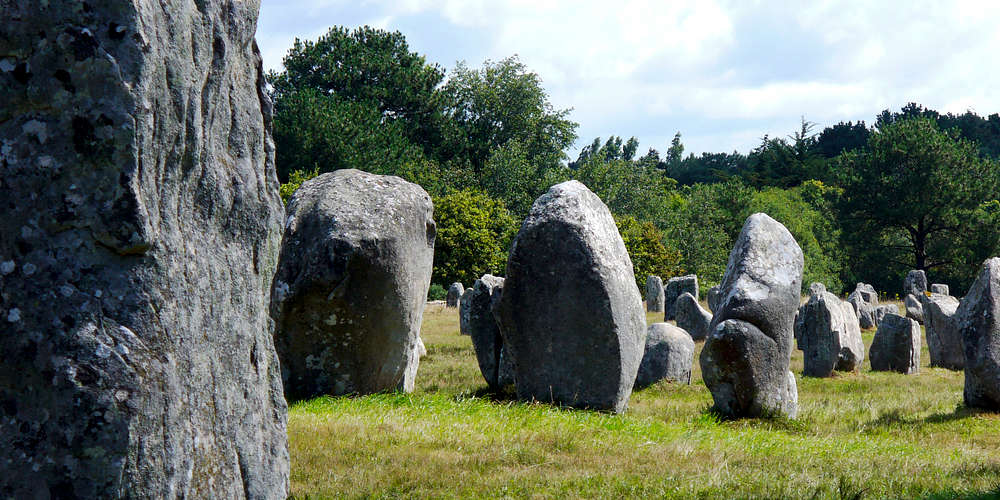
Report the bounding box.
[431,190,519,288]
[615,215,684,291]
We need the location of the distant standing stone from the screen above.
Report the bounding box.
[635,323,695,388]
[854,283,880,305]
[707,285,721,313]
[922,293,963,369]
[675,292,712,341]
[809,282,827,297]
[956,258,1000,410]
[847,290,878,329]
[495,181,645,413]
[459,287,474,336]
[699,213,803,418]
[869,314,921,374]
[447,282,464,307]
[272,169,435,398]
[468,275,515,390]
[646,275,665,312]
[875,304,900,325]
[665,275,699,320]
[931,283,950,295]
[796,292,864,377]
[904,294,924,324]
[904,270,928,297]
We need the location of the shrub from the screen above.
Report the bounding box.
[432,189,519,286]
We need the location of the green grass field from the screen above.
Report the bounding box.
[288,302,1000,499]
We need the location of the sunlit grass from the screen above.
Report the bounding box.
[288,302,1000,499]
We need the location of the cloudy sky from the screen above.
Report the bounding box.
[256,0,1000,157]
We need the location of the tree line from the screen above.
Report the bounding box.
[269,25,1000,298]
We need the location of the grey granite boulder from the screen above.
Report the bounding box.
[459,287,474,335]
[0,1,289,496]
[495,181,645,413]
[664,274,699,320]
[869,314,921,374]
[904,269,928,297]
[447,282,464,307]
[635,323,695,388]
[272,169,435,398]
[646,275,665,312]
[922,293,963,369]
[931,283,950,295]
[675,292,712,341]
[797,292,865,377]
[700,213,803,418]
[468,275,515,390]
[707,285,721,313]
[904,293,924,324]
[875,304,900,325]
[809,282,827,297]
[848,291,877,329]
[956,258,1000,410]
[854,283,879,305]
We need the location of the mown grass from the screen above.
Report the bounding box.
[288,302,1000,499]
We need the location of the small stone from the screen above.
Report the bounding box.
[796,291,864,377]
[447,282,464,308]
[459,287,473,336]
[664,275,698,321]
[467,275,514,390]
[930,283,949,295]
[869,314,921,374]
[707,285,721,313]
[921,293,963,370]
[904,293,924,324]
[635,323,694,388]
[904,270,928,297]
[874,304,899,325]
[646,275,664,313]
[808,282,827,297]
[674,292,711,341]
[22,263,36,276]
[0,261,14,275]
[6,308,20,323]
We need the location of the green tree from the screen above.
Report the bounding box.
[442,56,578,173]
[834,116,1000,291]
[615,215,684,291]
[432,190,520,287]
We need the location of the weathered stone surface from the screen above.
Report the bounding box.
[272,169,435,399]
[931,283,950,295]
[847,291,877,329]
[700,213,803,418]
[635,323,694,388]
[664,274,699,321]
[854,282,879,305]
[707,285,721,313]
[869,314,921,374]
[468,275,515,390]
[904,293,924,324]
[459,287,473,336]
[447,282,464,307]
[809,282,827,297]
[495,181,645,413]
[922,293,963,370]
[646,275,665,312]
[875,304,899,325]
[796,292,864,377]
[0,1,289,496]
[675,292,712,341]
[956,258,1000,410]
[904,269,928,297]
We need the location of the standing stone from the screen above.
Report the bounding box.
[468,275,514,390]
[931,283,950,295]
[809,282,827,297]
[675,292,712,341]
[0,1,289,496]
[956,258,1000,410]
[447,282,464,307]
[646,275,665,312]
[904,269,928,297]
[459,287,474,336]
[272,170,435,398]
[904,293,924,324]
[707,285,721,313]
[869,314,921,374]
[495,181,645,413]
[796,292,864,377]
[635,323,695,388]
[699,213,803,418]
[848,291,878,329]
[922,293,963,369]
[853,283,880,305]
[664,274,699,321]
[875,304,900,325]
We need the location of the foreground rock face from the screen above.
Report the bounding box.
[635,323,695,388]
[0,1,289,496]
[796,292,864,377]
[468,275,514,390]
[447,282,464,307]
[870,314,921,374]
[922,293,963,370]
[700,213,803,418]
[904,294,924,324]
[665,275,699,320]
[675,292,712,341]
[646,275,665,312]
[956,258,1000,410]
[496,181,645,413]
[904,270,928,297]
[272,170,435,398]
